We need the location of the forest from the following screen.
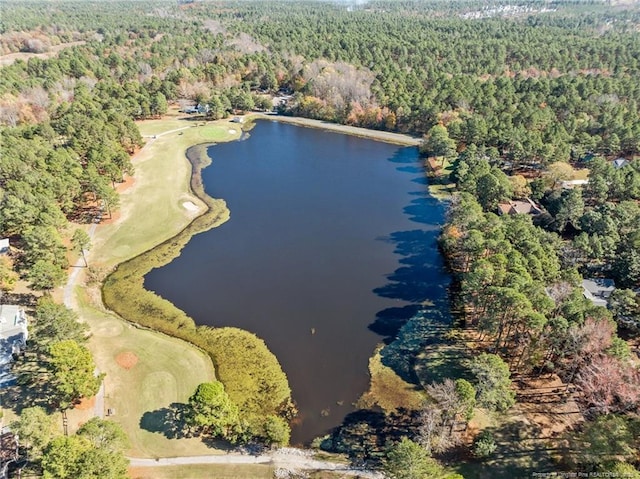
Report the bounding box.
[1,0,639,478]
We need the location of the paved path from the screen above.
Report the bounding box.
[142,125,191,139]
[128,448,384,478]
[60,123,198,420]
[61,129,164,419]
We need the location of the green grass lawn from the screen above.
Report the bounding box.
[73,117,242,459]
[428,181,455,200]
[129,464,275,479]
[75,288,218,458]
[92,118,239,268]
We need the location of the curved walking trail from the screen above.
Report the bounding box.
[128,448,384,478]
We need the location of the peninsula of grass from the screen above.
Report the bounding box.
[72,118,235,457]
[94,113,431,460]
[101,119,293,434]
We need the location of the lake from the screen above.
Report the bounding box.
[144,120,449,444]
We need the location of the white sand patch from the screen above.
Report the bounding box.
[182,201,199,212]
[228,129,237,134]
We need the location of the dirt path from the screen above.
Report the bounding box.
[255,113,421,146]
[128,448,384,478]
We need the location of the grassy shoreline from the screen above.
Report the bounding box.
[70,119,235,458]
[101,122,292,442]
[89,113,430,464]
[102,141,230,336]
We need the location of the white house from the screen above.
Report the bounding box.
[0,305,28,387]
[582,278,615,308]
[613,158,629,169]
[0,239,8,255]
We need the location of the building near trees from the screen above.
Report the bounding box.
[497,198,542,216]
[560,179,589,190]
[0,432,19,479]
[0,305,28,387]
[613,158,630,169]
[582,278,616,308]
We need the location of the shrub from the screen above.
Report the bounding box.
[473,430,497,458]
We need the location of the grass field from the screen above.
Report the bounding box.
[129,464,275,479]
[74,288,218,458]
[72,115,241,458]
[128,464,362,479]
[91,118,239,268]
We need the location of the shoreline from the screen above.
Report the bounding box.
[66,121,228,457]
[96,113,434,457]
[253,113,422,147]
[101,140,230,335]
[100,129,293,446]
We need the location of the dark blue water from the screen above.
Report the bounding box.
[145,120,449,444]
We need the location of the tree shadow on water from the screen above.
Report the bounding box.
[374,229,447,303]
[387,147,418,165]
[403,196,446,225]
[368,304,421,343]
[378,306,453,385]
[396,165,424,174]
[372,229,454,385]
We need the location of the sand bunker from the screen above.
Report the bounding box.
[229,129,237,134]
[116,351,139,370]
[182,201,199,211]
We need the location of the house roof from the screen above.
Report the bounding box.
[0,306,27,387]
[426,158,441,171]
[0,305,28,351]
[582,278,615,307]
[0,239,8,252]
[613,158,629,169]
[0,305,26,333]
[497,198,542,215]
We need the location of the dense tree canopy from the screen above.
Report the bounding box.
[185,381,240,440]
[3,0,640,472]
[41,421,129,479]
